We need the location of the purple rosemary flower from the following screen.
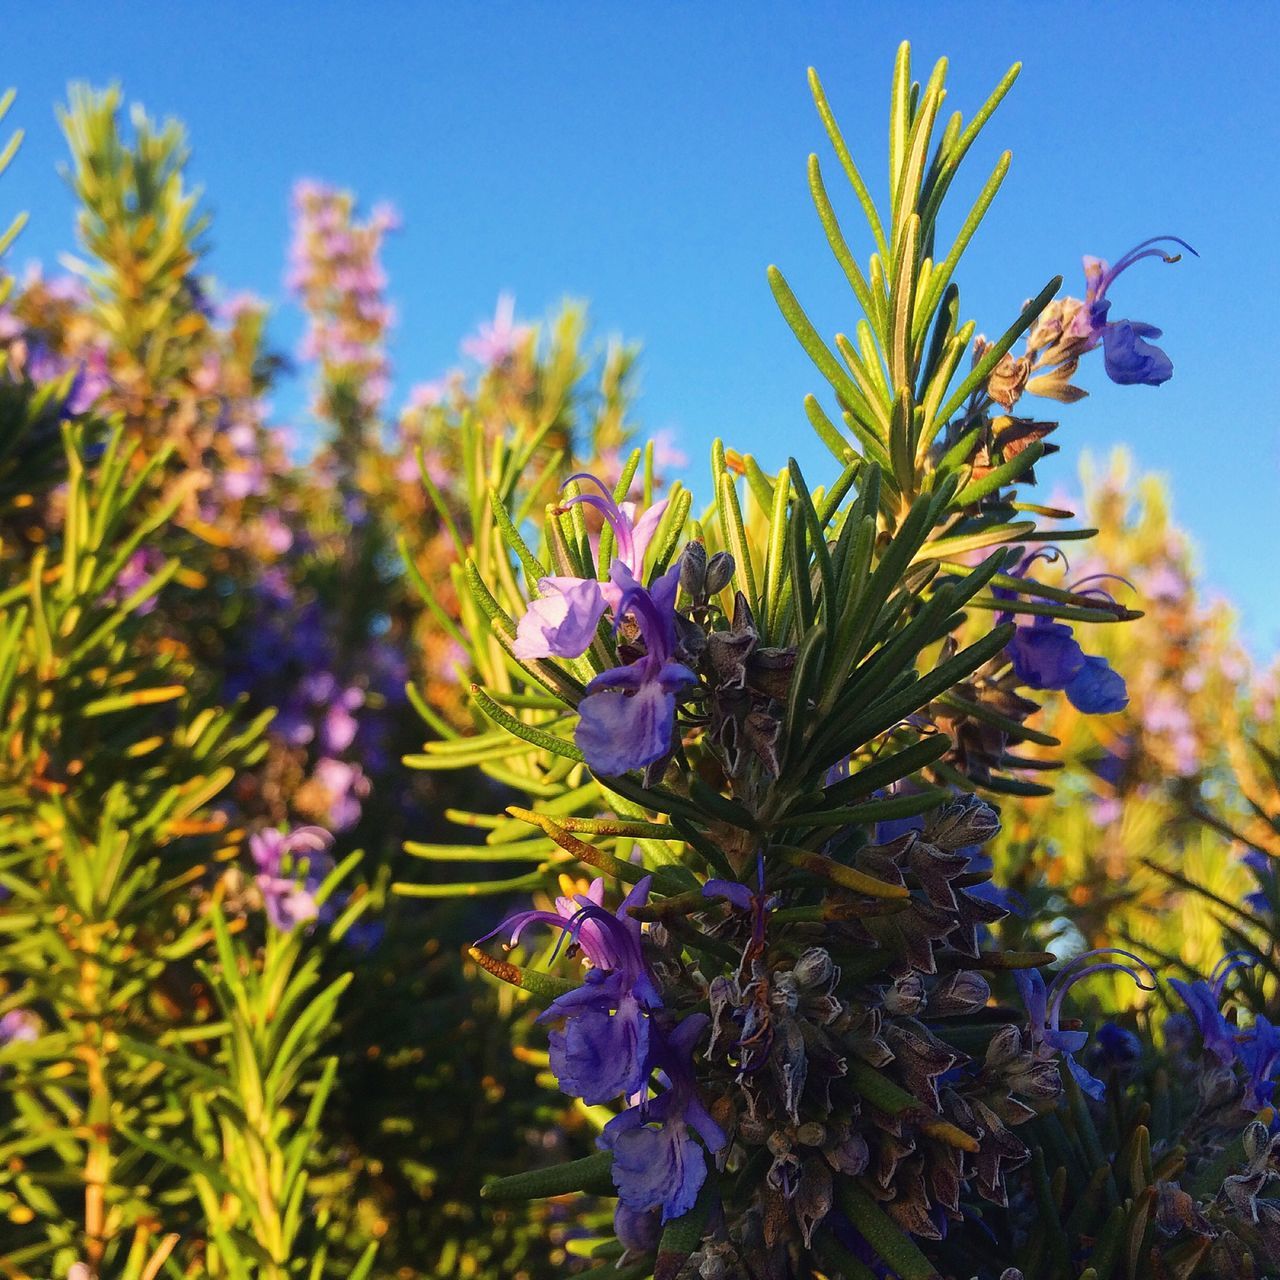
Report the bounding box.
[600,1013,727,1221]
[1239,1015,1280,1110]
[1005,619,1126,713]
[461,292,530,366]
[997,554,1128,715]
[575,561,696,775]
[248,826,336,932]
[0,1009,38,1046]
[513,475,667,661]
[1017,949,1156,1100]
[1069,236,1196,386]
[482,876,662,1105]
[1170,953,1254,1069]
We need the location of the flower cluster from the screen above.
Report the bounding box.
[287,180,398,419]
[248,825,336,931]
[484,876,727,1230]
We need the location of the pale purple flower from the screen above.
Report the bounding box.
[514,574,613,661]
[512,474,667,661]
[0,1009,38,1045]
[249,826,336,932]
[312,757,370,832]
[461,292,530,366]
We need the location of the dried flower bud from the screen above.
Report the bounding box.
[985,351,1031,409]
[679,540,707,596]
[766,1129,793,1158]
[926,793,1002,851]
[884,972,926,1015]
[931,970,991,1016]
[704,550,735,596]
[793,947,835,990]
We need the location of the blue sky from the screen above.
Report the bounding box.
[5,4,1278,652]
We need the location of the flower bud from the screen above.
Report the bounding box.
[679,540,707,596]
[704,550,735,596]
[884,972,925,1015]
[926,793,1002,851]
[793,947,835,990]
[930,970,991,1016]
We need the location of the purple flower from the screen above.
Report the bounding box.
[575,562,697,775]
[514,574,612,661]
[1095,1022,1142,1066]
[483,877,661,1105]
[600,1013,727,1221]
[0,1009,38,1046]
[513,475,667,661]
[312,757,370,831]
[1005,617,1127,715]
[249,826,336,931]
[1070,236,1197,387]
[1170,953,1253,1069]
[1239,1015,1280,1110]
[461,293,530,366]
[1017,949,1156,1100]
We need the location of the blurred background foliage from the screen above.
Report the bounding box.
[0,77,1273,1279]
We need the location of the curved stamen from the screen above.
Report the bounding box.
[1013,546,1068,577]
[1097,236,1198,298]
[1210,950,1256,997]
[1069,573,1136,601]
[1046,949,1157,1029]
[561,487,635,566]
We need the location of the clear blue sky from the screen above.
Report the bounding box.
[5,4,1278,653]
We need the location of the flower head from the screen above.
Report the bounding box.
[1069,236,1196,386]
[481,876,662,1105]
[512,474,668,661]
[1018,949,1156,1100]
[574,561,697,775]
[249,826,336,932]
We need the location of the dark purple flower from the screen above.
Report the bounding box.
[1018,949,1156,1100]
[1239,1015,1280,1110]
[483,877,662,1105]
[575,562,696,775]
[613,1203,661,1254]
[1169,953,1253,1069]
[1095,1022,1142,1066]
[1069,236,1196,387]
[600,1013,727,1221]
[997,554,1127,714]
[1064,654,1128,714]
[249,825,336,931]
[1005,617,1126,715]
